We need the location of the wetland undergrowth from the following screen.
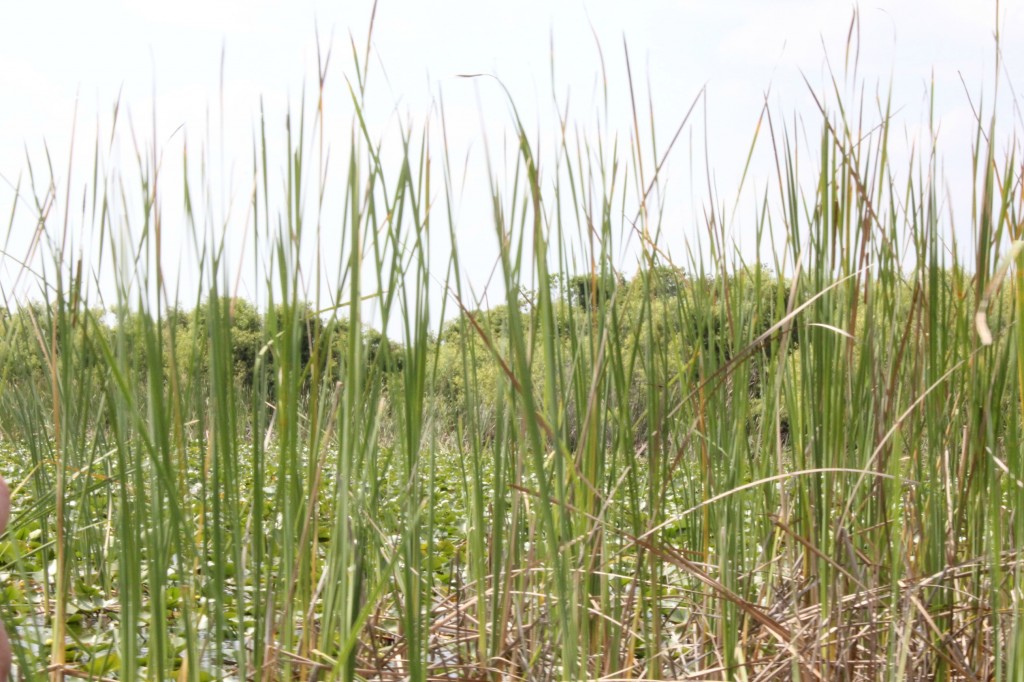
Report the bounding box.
[1,18,1024,682]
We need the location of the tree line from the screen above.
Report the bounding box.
[0,264,1006,440]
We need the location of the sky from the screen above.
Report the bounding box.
[0,0,1022,326]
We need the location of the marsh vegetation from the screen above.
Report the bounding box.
[1,20,1023,682]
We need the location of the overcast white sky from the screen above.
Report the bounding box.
[1,0,1022,323]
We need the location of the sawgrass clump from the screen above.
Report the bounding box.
[1,25,1024,682]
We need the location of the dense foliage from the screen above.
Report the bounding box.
[1,27,1024,682]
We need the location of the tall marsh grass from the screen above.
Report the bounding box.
[1,19,1023,682]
